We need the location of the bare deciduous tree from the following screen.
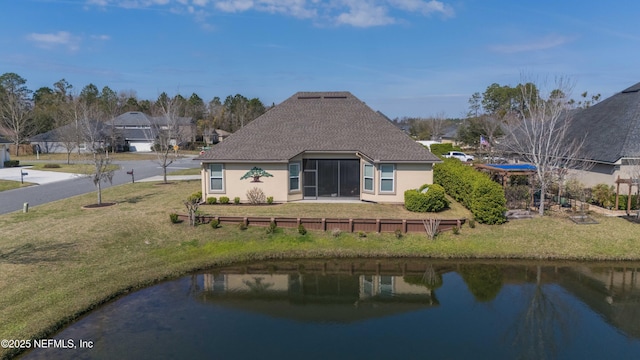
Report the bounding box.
[150,94,190,183]
[75,98,114,205]
[502,77,592,215]
[0,73,34,155]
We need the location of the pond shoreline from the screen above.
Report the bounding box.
[2,181,640,359]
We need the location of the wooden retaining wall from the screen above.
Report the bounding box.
[178,214,466,234]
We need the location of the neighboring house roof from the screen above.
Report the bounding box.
[112,111,152,127]
[214,129,232,137]
[568,82,640,164]
[30,121,112,142]
[197,91,441,163]
[112,111,193,127]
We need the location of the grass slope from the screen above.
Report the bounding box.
[1,180,639,358]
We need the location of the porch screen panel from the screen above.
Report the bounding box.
[318,160,338,197]
[339,160,360,197]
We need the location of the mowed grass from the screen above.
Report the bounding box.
[0,180,35,192]
[1,180,640,358]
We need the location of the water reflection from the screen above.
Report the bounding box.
[20,260,640,360]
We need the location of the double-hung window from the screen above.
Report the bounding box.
[363,163,374,192]
[379,164,395,193]
[289,162,300,191]
[209,164,224,191]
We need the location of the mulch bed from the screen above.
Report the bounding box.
[82,202,117,209]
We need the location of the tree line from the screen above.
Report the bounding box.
[0,72,267,152]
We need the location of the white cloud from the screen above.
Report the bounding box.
[335,2,395,27]
[86,0,454,27]
[214,0,254,12]
[389,0,454,17]
[490,34,575,54]
[27,31,81,51]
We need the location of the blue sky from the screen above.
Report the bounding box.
[1,0,640,119]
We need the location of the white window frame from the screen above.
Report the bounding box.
[363,163,374,193]
[379,164,395,193]
[209,164,224,192]
[289,162,301,192]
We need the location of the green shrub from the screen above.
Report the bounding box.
[210,219,220,229]
[219,196,230,204]
[434,158,506,224]
[234,197,240,204]
[298,224,307,235]
[429,143,462,157]
[331,228,341,237]
[266,221,277,234]
[591,183,615,208]
[267,196,274,205]
[43,163,61,168]
[452,226,460,235]
[206,197,217,205]
[471,177,507,225]
[169,213,180,223]
[468,219,476,228]
[238,223,248,230]
[404,183,449,212]
[616,195,640,210]
[394,229,402,239]
[188,191,202,203]
[4,160,19,167]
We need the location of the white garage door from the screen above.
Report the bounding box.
[129,142,153,152]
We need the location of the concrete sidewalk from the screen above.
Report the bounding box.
[0,166,82,185]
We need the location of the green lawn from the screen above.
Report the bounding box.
[1,179,639,359]
[0,179,34,191]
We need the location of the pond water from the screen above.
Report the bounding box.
[20,259,640,359]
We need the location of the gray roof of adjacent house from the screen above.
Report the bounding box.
[568,82,640,164]
[112,111,193,127]
[30,121,112,142]
[112,111,151,127]
[196,91,441,163]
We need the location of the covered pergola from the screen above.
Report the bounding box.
[615,176,639,215]
[475,163,537,209]
[474,163,537,187]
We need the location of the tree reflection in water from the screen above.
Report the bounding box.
[507,265,576,360]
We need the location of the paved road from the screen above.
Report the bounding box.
[0,156,201,215]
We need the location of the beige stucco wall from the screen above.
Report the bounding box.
[361,162,434,203]
[201,162,289,203]
[201,158,435,204]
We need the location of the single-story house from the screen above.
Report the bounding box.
[565,81,640,187]
[0,135,10,167]
[112,111,194,152]
[195,91,442,204]
[29,121,116,154]
[203,128,233,145]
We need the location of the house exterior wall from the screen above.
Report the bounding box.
[201,158,434,204]
[361,162,433,204]
[201,162,289,203]
[0,144,9,167]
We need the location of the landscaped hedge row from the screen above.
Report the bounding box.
[404,183,449,212]
[434,158,507,224]
[3,160,19,167]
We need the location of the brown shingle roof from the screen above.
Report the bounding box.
[196,91,440,163]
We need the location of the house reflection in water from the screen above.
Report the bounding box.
[198,264,440,323]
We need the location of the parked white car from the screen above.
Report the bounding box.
[443,151,474,162]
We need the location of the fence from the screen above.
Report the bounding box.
[177,214,466,234]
